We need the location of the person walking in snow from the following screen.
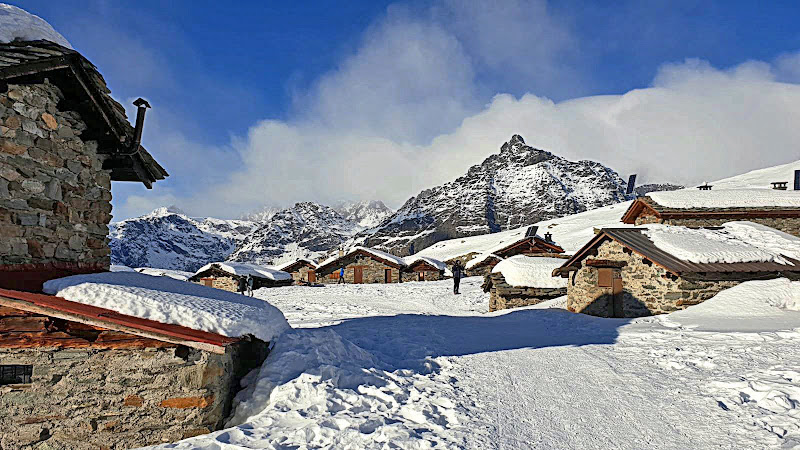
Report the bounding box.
[452,261,464,295]
[246,274,254,296]
[238,276,247,295]
[337,266,346,284]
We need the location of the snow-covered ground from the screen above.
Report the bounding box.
[150,277,800,449]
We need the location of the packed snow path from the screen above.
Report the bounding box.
[154,278,800,449]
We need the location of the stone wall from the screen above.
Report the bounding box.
[290,265,315,283]
[634,212,800,238]
[192,275,239,293]
[566,239,738,317]
[485,272,566,312]
[318,254,401,284]
[0,82,112,274]
[402,268,444,282]
[0,340,267,449]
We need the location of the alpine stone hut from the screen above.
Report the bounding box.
[189,262,293,291]
[466,226,565,276]
[402,256,448,281]
[315,246,406,284]
[275,258,319,284]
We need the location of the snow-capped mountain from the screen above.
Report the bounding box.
[109,207,258,272]
[228,202,362,265]
[333,200,394,228]
[357,134,631,255]
[239,205,282,222]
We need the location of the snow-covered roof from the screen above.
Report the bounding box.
[403,256,447,271]
[135,267,193,281]
[276,258,318,271]
[647,189,800,209]
[643,222,800,265]
[0,4,71,48]
[318,246,407,269]
[492,256,568,289]
[110,264,135,272]
[194,262,292,281]
[42,272,289,342]
[466,253,501,270]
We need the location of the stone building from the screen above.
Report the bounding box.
[0,287,269,449]
[276,258,318,284]
[316,247,406,284]
[189,262,293,292]
[622,190,800,237]
[402,256,447,282]
[466,228,565,276]
[553,225,800,318]
[0,40,167,291]
[483,256,567,312]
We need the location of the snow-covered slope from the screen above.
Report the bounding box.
[0,3,71,48]
[711,158,800,190]
[228,202,362,266]
[358,135,630,255]
[109,207,258,272]
[334,200,394,228]
[239,205,281,222]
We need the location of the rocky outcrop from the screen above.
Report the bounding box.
[333,200,393,229]
[359,135,630,255]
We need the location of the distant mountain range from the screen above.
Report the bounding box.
[111,134,687,270]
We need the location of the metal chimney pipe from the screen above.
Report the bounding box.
[795,170,800,190]
[130,98,151,152]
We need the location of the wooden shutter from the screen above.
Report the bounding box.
[597,268,612,287]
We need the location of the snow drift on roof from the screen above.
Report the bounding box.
[110,264,135,272]
[642,223,797,265]
[275,258,318,271]
[195,262,292,281]
[648,189,800,209]
[42,272,289,341]
[319,246,407,268]
[492,256,568,289]
[0,4,71,48]
[403,256,447,271]
[135,267,193,281]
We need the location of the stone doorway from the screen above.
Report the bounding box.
[353,266,363,284]
[385,269,392,283]
[308,271,316,283]
[611,270,624,318]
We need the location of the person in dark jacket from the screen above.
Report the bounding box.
[452,261,464,294]
[238,276,247,294]
[338,267,346,284]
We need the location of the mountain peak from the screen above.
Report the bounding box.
[149,205,186,217]
[510,134,525,145]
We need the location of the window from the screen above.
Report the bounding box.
[0,365,32,385]
[597,268,612,287]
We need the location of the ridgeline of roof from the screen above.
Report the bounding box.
[0,40,167,188]
[192,262,292,281]
[0,287,237,353]
[316,246,407,271]
[465,235,564,270]
[276,259,318,272]
[403,256,446,271]
[555,226,800,278]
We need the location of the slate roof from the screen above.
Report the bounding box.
[0,40,167,188]
[554,228,800,278]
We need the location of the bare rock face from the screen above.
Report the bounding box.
[358,134,631,255]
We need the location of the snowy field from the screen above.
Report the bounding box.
[152,278,800,449]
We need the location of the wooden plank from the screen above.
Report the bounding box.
[0,317,48,333]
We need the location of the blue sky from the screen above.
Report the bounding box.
[16,1,800,219]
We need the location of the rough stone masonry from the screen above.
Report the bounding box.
[0,81,112,271]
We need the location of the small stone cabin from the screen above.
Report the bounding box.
[484,256,567,312]
[189,262,293,292]
[552,227,800,318]
[0,287,269,449]
[0,40,167,291]
[466,229,565,276]
[622,190,800,237]
[277,258,318,284]
[316,247,406,284]
[402,256,447,281]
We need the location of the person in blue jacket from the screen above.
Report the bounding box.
[338,266,346,284]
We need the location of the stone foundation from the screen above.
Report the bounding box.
[485,272,566,312]
[566,239,738,317]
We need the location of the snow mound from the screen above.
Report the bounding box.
[648,189,800,209]
[42,272,289,341]
[0,4,71,48]
[643,225,785,264]
[711,159,800,190]
[491,256,568,288]
[194,262,292,281]
[664,278,800,332]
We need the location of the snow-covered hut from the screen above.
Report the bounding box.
[276,258,318,284]
[0,271,288,449]
[189,262,292,291]
[483,256,567,312]
[0,35,167,291]
[315,246,406,284]
[621,189,800,237]
[553,222,800,318]
[465,227,565,276]
[402,256,447,281]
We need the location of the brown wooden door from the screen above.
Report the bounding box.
[385,269,392,283]
[353,266,363,284]
[203,278,214,287]
[308,271,316,283]
[418,272,424,281]
[611,271,624,318]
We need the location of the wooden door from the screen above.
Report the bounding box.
[611,271,624,318]
[385,269,392,283]
[308,271,316,283]
[353,266,363,284]
[203,278,214,287]
[418,272,424,281]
